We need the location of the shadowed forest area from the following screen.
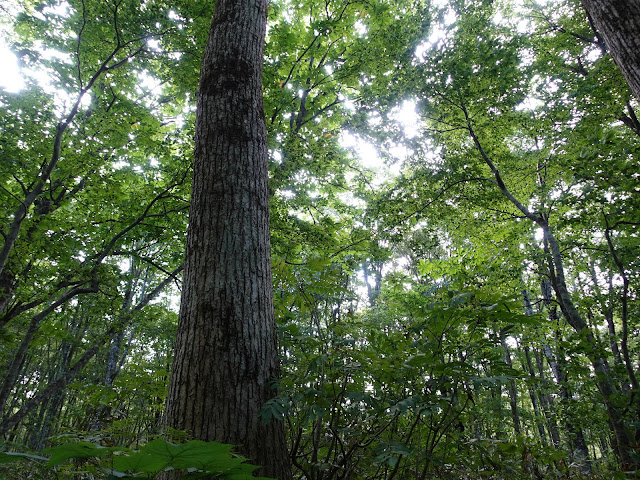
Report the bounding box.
[0,0,639,478]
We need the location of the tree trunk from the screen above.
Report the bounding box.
[581,0,640,102]
[0,339,104,436]
[520,346,548,446]
[532,348,561,447]
[553,331,591,474]
[500,333,522,435]
[163,1,291,478]
[362,260,383,307]
[521,291,549,446]
[541,229,632,466]
[539,279,592,471]
[462,101,634,467]
[0,271,14,315]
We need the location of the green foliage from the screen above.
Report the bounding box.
[1,0,639,478]
[0,439,275,480]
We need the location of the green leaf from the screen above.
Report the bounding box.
[258,397,289,425]
[449,292,474,307]
[0,451,48,464]
[111,451,168,474]
[44,441,113,466]
[390,397,415,414]
[138,439,239,471]
[403,353,427,369]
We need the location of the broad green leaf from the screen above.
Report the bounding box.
[44,442,114,466]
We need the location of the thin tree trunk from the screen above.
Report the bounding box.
[0,340,103,436]
[521,346,548,446]
[30,307,84,449]
[362,260,382,307]
[605,226,640,406]
[541,231,630,466]
[539,280,591,471]
[163,1,291,478]
[500,332,522,435]
[554,331,591,473]
[90,263,140,432]
[460,99,633,466]
[532,347,561,447]
[521,291,549,446]
[593,267,631,396]
[0,266,181,438]
[0,283,98,416]
[589,263,625,368]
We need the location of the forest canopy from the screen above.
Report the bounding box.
[0,0,639,478]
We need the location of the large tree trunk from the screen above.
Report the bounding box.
[163,1,291,478]
[581,0,640,102]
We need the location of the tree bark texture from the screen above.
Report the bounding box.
[164,1,291,478]
[581,0,640,102]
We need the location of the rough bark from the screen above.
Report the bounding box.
[163,1,291,478]
[581,0,640,102]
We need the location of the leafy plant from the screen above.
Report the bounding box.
[0,438,275,480]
